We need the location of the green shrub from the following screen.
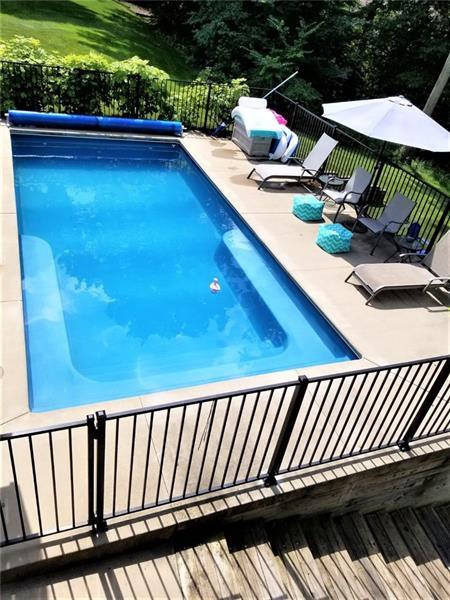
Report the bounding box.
[0,37,57,113]
[110,57,172,118]
[0,36,248,128]
[56,53,113,115]
[0,37,172,118]
[170,77,249,128]
[0,36,57,64]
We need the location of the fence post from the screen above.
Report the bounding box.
[134,74,142,119]
[425,199,450,252]
[86,414,96,530]
[264,376,309,486]
[94,410,108,533]
[398,358,450,451]
[203,83,213,131]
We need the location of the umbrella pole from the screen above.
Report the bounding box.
[367,141,386,205]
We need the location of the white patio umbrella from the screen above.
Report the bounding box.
[322,95,450,213]
[322,96,450,152]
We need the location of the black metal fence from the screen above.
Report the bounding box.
[0,60,246,131]
[1,355,449,547]
[2,61,448,250]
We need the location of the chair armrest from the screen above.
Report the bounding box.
[424,277,450,292]
[342,190,364,202]
[382,219,409,233]
[298,166,319,178]
[399,252,425,263]
[321,171,345,179]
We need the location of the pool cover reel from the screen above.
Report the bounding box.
[7,110,183,136]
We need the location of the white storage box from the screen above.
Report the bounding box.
[232,120,272,158]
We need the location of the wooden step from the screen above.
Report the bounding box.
[392,508,450,584]
[390,508,450,596]
[270,517,328,599]
[247,526,290,599]
[364,512,435,599]
[415,506,450,566]
[434,503,450,532]
[226,522,288,599]
[302,516,368,600]
[336,513,406,599]
[176,534,224,599]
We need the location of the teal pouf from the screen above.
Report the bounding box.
[292,194,324,221]
[316,223,353,253]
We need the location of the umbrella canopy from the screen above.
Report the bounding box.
[322,96,450,152]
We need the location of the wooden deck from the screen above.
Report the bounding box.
[3,503,450,599]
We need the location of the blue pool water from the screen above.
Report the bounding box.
[12,134,356,411]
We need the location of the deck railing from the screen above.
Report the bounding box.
[1,355,449,546]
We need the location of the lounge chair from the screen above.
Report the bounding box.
[320,167,372,223]
[345,230,450,305]
[353,192,415,255]
[247,133,338,190]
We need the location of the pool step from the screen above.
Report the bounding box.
[222,228,352,367]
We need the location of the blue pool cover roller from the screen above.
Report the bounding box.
[7,110,183,136]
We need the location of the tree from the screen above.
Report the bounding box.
[423,50,450,116]
[356,0,450,128]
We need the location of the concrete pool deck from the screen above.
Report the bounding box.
[0,125,449,431]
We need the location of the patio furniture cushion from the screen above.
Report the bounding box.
[353,263,434,292]
[346,231,450,304]
[317,223,353,253]
[292,194,324,221]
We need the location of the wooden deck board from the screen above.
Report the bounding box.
[249,526,289,600]
[337,514,398,599]
[434,503,450,534]
[321,517,371,600]
[4,502,450,599]
[203,534,242,600]
[270,519,324,599]
[389,511,450,600]
[302,517,363,600]
[176,538,223,599]
[415,506,450,566]
[392,507,450,595]
[366,512,436,599]
[226,525,276,599]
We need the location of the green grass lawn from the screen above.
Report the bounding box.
[0,0,195,80]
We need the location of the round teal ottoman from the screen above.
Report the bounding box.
[292,194,324,222]
[316,223,353,253]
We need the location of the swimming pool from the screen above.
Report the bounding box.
[12,133,356,411]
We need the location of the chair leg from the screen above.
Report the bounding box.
[333,203,343,223]
[247,168,255,180]
[365,292,377,305]
[344,271,354,283]
[370,232,383,255]
[351,217,360,232]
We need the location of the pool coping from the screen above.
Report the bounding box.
[1,124,447,430]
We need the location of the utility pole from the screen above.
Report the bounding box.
[423,50,450,116]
